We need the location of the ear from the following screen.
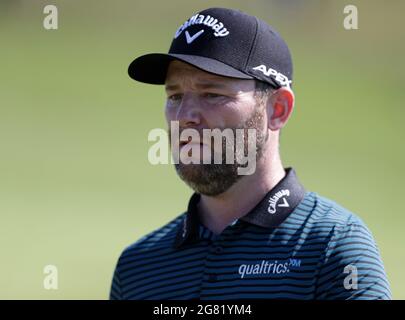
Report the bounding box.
[266,87,295,131]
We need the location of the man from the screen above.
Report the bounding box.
[110,7,391,300]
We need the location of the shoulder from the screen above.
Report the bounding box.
[119,212,185,259]
[113,212,185,278]
[300,191,379,256]
[302,191,369,230]
[304,191,378,255]
[109,213,185,299]
[290,191,379,258]
[300,192,391,299]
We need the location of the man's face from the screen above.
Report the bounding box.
[165,60,268,196]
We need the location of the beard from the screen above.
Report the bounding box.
[169,106,268,196]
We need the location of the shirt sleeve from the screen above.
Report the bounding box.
[315,222,391,300]
[109,259,123,300]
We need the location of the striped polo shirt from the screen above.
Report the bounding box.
[110,168,391,300]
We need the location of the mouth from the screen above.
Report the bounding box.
[179,137,205,148]
[179,143,206,152]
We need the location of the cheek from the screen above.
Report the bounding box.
[164,106,177,123]
[204,103,255,129]
[200,111,230,130]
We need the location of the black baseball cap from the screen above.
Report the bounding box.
[128,7,293,89]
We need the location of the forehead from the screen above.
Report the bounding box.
[165,60,255,91]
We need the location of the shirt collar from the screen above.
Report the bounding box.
[173,167,306,249]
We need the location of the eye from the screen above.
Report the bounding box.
[202,93,224,98]
[167,94,183,102]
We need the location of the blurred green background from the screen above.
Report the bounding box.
[0,0,404,299]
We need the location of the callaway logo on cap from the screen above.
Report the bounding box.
[128,7,293,89]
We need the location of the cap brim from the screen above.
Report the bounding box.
[128,53,254,84]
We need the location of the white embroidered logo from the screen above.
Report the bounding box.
[252,65,292,88]
[268,189,290,214]
[185,30,204,44]
[238,259,302,279]
[174,13,230,41]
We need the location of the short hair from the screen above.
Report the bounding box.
[254,80,283,141]
[254,80,274,106]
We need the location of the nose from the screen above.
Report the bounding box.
[175,93,202,128]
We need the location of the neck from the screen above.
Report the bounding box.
[197,143,285,235]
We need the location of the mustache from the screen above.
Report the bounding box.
[168,127,249,149]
